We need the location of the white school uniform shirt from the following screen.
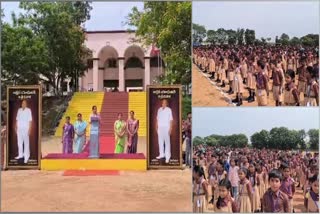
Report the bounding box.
[157,107,173,128]
[16,107,32,130]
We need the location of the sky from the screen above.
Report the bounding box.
[1,1,144,31]
[193,108,319,139]
[193,1,319,41]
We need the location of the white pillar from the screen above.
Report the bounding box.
[119,58,125,91]
[93,59,99,91]
[67,79,70,92]
[78,77,82,91]
[144,57,150,89]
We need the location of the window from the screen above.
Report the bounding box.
[106,58,117,68]
[150,57,165,68]
[125,57,144,69]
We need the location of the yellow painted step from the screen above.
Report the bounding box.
[55,92,105,137]
[128,92,146,137]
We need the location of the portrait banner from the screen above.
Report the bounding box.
[147,85,182,169]
[6,85,42,169]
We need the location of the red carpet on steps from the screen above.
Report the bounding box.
[63,170,120,176]
[99,136,115,153]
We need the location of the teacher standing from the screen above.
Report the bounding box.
[89,106,100,158]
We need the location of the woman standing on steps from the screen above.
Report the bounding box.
[89,106,100,158]
[114,113,127,154]
[126,111,139,154]
[74,113,87,153]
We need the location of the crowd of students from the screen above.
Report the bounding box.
[192,145,319,213]
[193,45,319,106]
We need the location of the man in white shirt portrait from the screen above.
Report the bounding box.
[15,99,32,164]
[156,99,173,163]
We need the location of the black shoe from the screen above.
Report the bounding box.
[227,87,232,93]
[209,198,214,204]
[229,91,234,95]
[216,79,221,83]
[232,96,239,103]
[236,99,243,106]
[221,83,226,88]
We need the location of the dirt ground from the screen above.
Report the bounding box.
[1,136,192,212]
[192,64,305,107]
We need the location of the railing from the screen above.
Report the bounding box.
[49,91,74,135]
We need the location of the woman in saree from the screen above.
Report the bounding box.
[74,113,87,153]
[126,111,139,154]
[61,116,74,154]
[89,106,100,158]
[114,113,126,154]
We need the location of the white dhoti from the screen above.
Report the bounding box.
[17,128,30,163]
[158,126,171,161]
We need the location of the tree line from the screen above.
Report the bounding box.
[193,128,319,151]
[193,23,319,47]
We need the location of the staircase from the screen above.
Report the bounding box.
[100,92,129,136]
[128,92,147,137]
[54,92,105,137]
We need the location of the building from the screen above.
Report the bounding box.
[80,30,164,92]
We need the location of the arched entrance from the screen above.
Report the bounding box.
[98,46,119,91]
[124,45,145,91]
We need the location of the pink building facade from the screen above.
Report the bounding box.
[80,31,164,92]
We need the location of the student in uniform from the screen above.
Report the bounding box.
[304,66,319,106]
[248,163,261,212]
[238,167,253,213]
[212,179,238,213]
[272,59,285,106]
[193,165,209,213]
[228,159,240,200]
[304,174,319,212]
[284,70,300,106]
[232,57,244,106]
[246,58,256,103]
[261,169,289,213]
[297,57,308,99]
[280,163,296,213]
[255,60,269,106]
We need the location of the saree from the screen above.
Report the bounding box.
[89,114,100,158]
[114,120,126,154]
[74,120,87,153]
[62,123,74,154]
[127,119,139,154]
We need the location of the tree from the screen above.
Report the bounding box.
[251,130,270,149]
[193,136,204,146]
[290,37,301,46]
[236,28,244,45]
[308,129,319,150]
[127,2,191,86]
[226,29,237,45]
[206,30,216,44]
[215,28,228,45]
[192,23,206,44]
[300,34,319,47]
[279,33,290,46]
[244,29,255,45]
[2,2,92,96]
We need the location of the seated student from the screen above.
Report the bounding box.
[304,174,319,213]
[212,178,238,213]
[262,169,289,212]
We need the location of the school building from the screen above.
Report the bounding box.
[80,30,164,92]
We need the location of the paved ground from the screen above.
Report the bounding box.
[1,136,192,212]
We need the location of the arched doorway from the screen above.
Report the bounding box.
[124,45,145,91]
[98,46,119,91]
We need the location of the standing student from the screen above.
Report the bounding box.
[304,174,319,213]
[228,159,240,199]
[246,59,256,103]
[126,111,139,154]
[249,163,261,212]
[74,113,87,153]
[284,70,300,106]
[208,155,217,204]
[212,160,228,202]
[209,55,216,79]
[261,169,289,212]
[89,105,100,158]
[193,165,209,213]
[255,60,269,106]
[280,163,296,213]
[238,167,253,213]
[212,179,238,213]
[61,116,74,154]
[272,60,285,106]
[297,57,308,99]
[114,113,127,154]
[256,164,267,202]
[304,66,319,106]
[227,59,235,95]
[232,57,244,106]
